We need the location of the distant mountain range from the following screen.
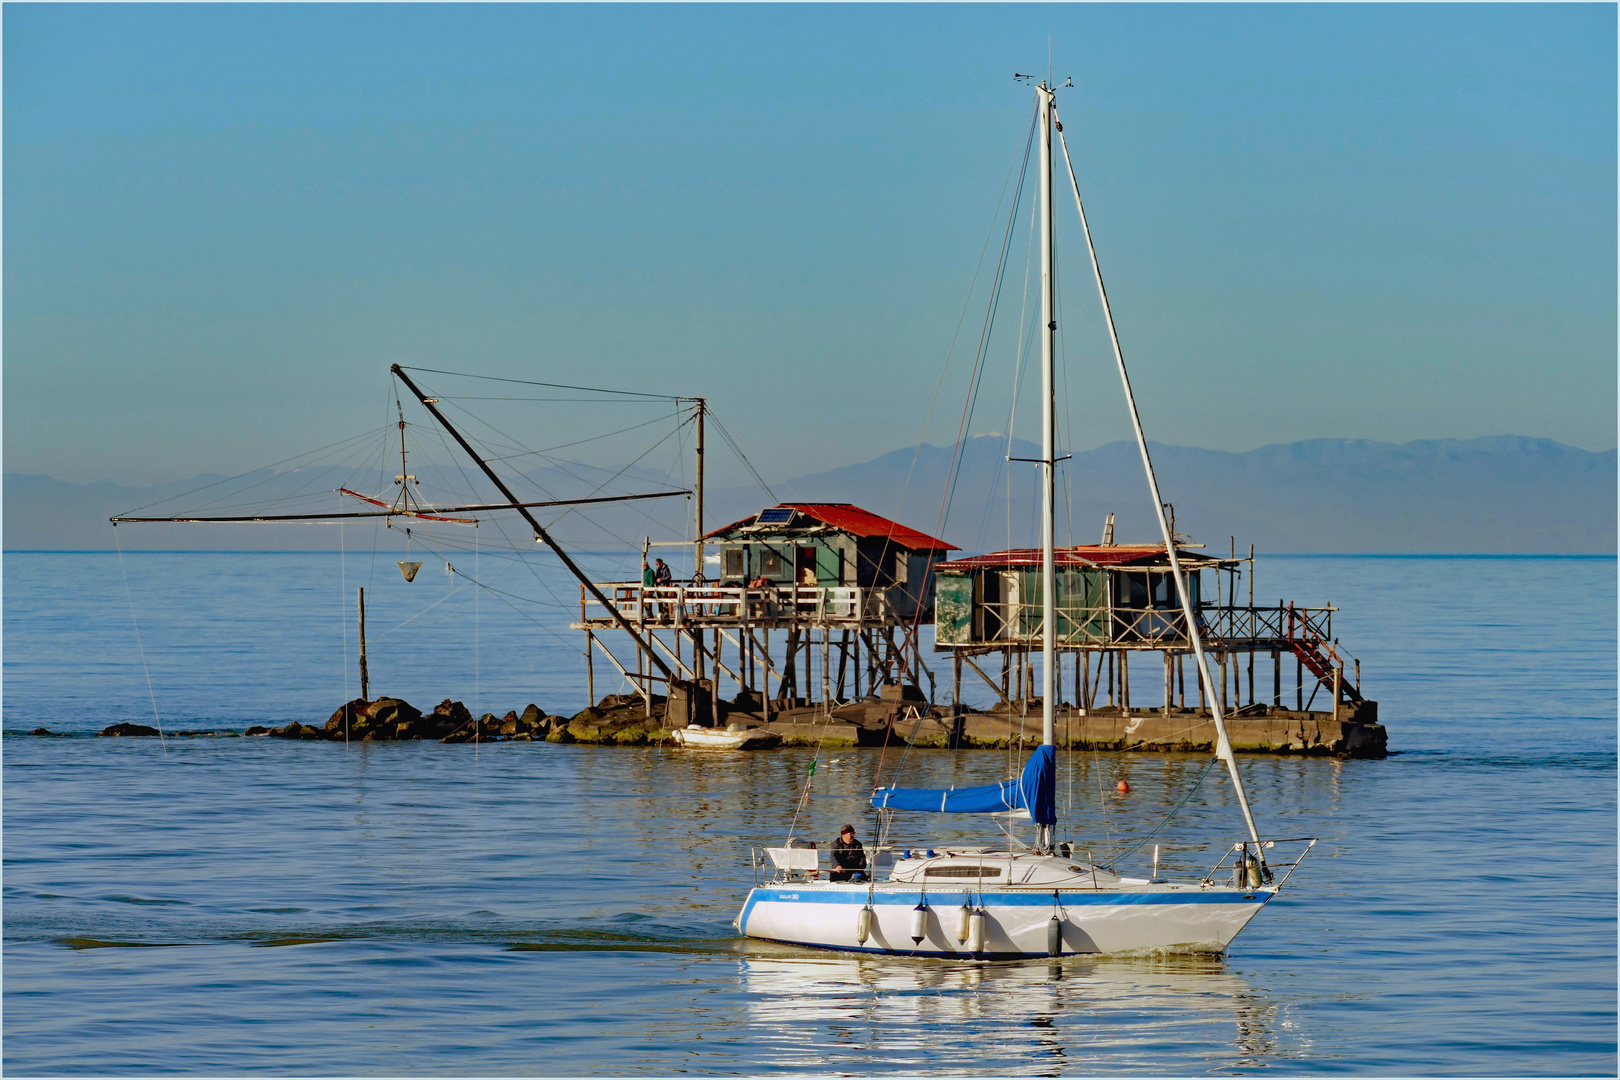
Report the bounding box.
[6,436,1614,554]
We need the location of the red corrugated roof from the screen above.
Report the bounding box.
[704,503,957,551]
[936,545,1185,571]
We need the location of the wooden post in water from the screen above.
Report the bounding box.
[821,629,832,709]
[952,652,962,715]
[585,630,595,708]
[357,587,370,702]
[1163,651,1172,716]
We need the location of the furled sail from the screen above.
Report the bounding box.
[870,745,1055,826]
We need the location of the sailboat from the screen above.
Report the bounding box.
[735,78,1316,958]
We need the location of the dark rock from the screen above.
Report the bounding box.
[519,704,543,728]
[30,727,54,736]
[371,698,424,729]
[99,722,161,737]
[325,697,370,735]
[243,725,271,736]
[431,699,472,725]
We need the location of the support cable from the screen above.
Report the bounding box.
[112,526,165,753]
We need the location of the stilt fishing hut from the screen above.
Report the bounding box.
[931,533,1374,727]
[571,503,956,723]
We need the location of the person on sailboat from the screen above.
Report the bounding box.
[830,825,867,882]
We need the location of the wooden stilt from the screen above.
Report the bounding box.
[1163,651,1172,716]
[949,649,963,708]
[821,630,832,708]
[835,630,850,701]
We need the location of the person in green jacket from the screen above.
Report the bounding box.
[642,559,661,620]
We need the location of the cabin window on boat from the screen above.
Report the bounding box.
[760,550,784,579]
[923,865,1003,878]
[891,551,909,585]
[723,548,745,580]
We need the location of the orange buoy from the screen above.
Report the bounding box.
[1117,779,1131,795]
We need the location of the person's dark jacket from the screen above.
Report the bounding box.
[832,835,867,872]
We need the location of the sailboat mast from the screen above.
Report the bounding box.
[1038,82,1057,754]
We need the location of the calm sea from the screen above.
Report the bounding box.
[4,551,1615,1075]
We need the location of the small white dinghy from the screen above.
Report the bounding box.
[671,724,782,750]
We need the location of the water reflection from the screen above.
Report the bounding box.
[739,950,1281,1073]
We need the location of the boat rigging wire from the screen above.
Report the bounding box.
[872,104,1038,802]
[890,97,1040,536]
[934,105,1038,543]
[1054,103,1263,851]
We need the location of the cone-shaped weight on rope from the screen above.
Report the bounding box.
[398,561,423,582]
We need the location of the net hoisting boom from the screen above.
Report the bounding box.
[389,364,676,683]
[109,488,686,525]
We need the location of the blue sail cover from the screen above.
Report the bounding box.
[870,744,1056,826]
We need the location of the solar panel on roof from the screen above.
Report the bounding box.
[755,507,796,525]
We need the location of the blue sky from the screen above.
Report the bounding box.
[6,4,1615,486]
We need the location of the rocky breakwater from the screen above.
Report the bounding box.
[245,698,566,743]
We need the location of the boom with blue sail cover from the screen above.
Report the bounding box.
[871,745,1055,826]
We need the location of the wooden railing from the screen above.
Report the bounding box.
[959,601,1335,649]
[576,582,914,628]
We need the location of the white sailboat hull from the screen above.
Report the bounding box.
[738,882,1271,958]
